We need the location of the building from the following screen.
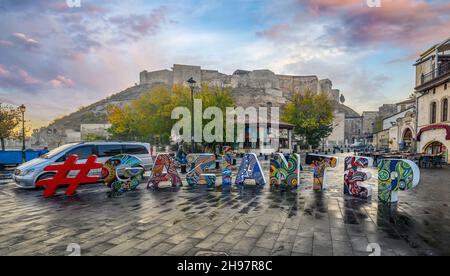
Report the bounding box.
[80,124,112,141]
[362,111,379,144]
[381,96,417,152]
[414,37,450,162]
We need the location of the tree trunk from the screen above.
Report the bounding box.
[1,138,5,151]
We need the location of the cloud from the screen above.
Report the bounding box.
[109,6,169,41]
[0,65,10,77]
[304,0,450,51]
[11,33,40,49]
[48,75,75,88]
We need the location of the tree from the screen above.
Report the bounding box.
[0,103,21,150]
[281,90,334,149]
[107,84,235,147]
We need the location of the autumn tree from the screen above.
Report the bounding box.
[0,103,21,150]
[282,90,334,149]
[107,84,235,147]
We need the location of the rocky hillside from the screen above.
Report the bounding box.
[48,83,155,131]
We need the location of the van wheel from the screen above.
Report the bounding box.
[35,173,56,190]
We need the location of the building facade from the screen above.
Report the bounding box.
[414,37,450,163]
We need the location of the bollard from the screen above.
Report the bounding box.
[216,160,220,169]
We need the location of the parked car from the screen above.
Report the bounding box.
[350,142,366,150]
[13,142,153,189]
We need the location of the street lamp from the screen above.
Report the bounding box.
[19,104,26,163]
[187,77,197,153]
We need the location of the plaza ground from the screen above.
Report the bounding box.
[0,154,449,256]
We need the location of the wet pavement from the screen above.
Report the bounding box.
[0,154,449,256]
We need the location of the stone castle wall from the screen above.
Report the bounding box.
[140,64,340,103]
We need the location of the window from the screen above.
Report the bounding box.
[61,146,95,161]
[445,83,448,90]
[443,99,449,122]
[98,145,123,157]
[124,145,149,155]
[431,102,437,124]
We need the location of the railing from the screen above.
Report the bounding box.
[420,62,450,86]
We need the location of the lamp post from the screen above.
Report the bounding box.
[19,104,26,163]
[187,77,197,153]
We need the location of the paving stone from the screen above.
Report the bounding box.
[0,159,449,256]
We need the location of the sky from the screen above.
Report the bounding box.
[0,0,450,130]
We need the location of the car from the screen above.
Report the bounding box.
[350,142,366,149]
[13,142,153,189]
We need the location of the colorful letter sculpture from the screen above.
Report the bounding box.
[344,156,374,199]
[377,159,420,203]
[270,153,300,189]
[102,154,144,196]
[148,153,182,189]
[305,154,338,191]
[222,147,234,190]
[186,154,217,188]
[235,153,266,187]
[36,155,103,198]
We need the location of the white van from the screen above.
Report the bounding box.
[13,142,153,189]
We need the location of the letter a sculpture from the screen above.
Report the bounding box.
[148,153,182,189]
[377,159,420,203]
[186,154,217,188]
[235,153,266,187]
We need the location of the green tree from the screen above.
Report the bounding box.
[282,90,334,149]
[0,103,21,150]
[107,84,235,148]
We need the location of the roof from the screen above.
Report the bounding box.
[416,37,450,63]
[395,97,416,105]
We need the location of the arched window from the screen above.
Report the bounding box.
[442,99,449,122]
[431,102,437,124]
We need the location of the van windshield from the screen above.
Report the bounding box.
[41,143,78,159]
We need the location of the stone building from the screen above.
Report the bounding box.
[414,37,450,163]
[378,96,417,151]
[80,124,112,141]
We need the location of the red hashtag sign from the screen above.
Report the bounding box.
[36,155,104,198]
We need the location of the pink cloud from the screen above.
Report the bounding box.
[0,65,10,77]
[261,0,450,52]
[0,40,13,47]
[256,24,292,40]
[48,75,75,88]
[109,6,169,40]
[18,68,42,84]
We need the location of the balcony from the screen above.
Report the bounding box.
[417,62,450,91]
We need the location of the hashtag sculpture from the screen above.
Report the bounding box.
[36,155,104,198]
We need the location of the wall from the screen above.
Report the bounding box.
[383,108,414,130]
[345,117,363,144]
[417,83,450,127]
[362,111,379,137]
[326,112,345,145]
[173,64,201,85]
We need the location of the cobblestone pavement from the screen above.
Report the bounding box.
[0,154,449,256]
